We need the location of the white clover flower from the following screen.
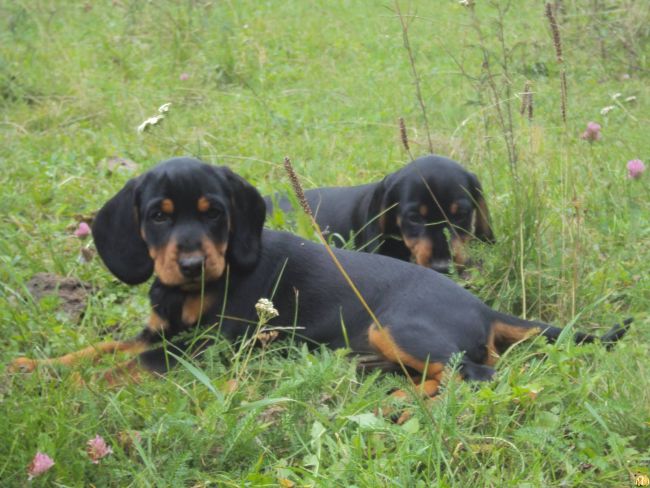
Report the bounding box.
[255,298,279,322]
[600,105,616,115]
[137,114,164,133]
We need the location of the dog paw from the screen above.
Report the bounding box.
[9,357,37,373]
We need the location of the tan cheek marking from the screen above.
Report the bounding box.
[182,292,216,325]
[419,205,428,217]
[161,199,174,214]
[402,236,433,266]
[197,196,210,212]
[450,203,459,215]
[201,237,227,281]
[151,240,185,286]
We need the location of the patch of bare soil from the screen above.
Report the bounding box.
[27,273,92,322]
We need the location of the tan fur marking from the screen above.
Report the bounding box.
[197,196,210,212]
[9,340,148,373]
[152,239,185,285]
[201,238,227,281]
[161,198,174,214]
[419,205,428,217]
[182,292,216,325]
[484,327,500,366]
[148,310,168,333]
[151,237,227,286]
[450,202,459,215]
[402,236,433,266]
[492,320,541,352]
[368,324,444,379]
[450,235,471,268]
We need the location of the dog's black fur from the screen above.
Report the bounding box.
[266,155,495,273]
[11,158,631,393]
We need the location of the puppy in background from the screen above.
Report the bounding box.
[266,155,494,274]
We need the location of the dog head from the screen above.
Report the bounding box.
[373,155,494,273]
[92,157,266,287]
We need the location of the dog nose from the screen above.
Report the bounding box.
[179,255,205,278]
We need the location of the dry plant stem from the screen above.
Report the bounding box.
[283,157,423,392]
[545,2,567,125]
[394,1,434,154]
[571,190,582,318]
[399,117,414,160]
[519,211,527,319]
[283,157,382,329]
[520,80,533,122]
[469,3,518,176]
[493,1,517,160]
[519,82,529,116]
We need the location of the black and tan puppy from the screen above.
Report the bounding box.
[11,158,630,396]
[266,155,495,274]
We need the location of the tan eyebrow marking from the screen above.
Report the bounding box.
[197,196,210,212]
[161,199,175,214]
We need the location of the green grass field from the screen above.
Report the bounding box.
[1,1,649,486]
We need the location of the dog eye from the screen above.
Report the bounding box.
[151,211,170,223]
[204,207,222,220]
[405,213,424,224]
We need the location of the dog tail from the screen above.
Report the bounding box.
[490,312,632,350]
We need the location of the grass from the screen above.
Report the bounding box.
[1,0,649,485]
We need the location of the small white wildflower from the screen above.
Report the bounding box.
[137,114,164,133]
[459,0,474,6]
[600,105,616,115]
[255,298,279,322]
[625,96,637,103]
[158,102,172,114]
[611,92,622,100]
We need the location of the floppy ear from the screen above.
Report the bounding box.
[368,176,401,235]
[222,168,266,270]
[92,177,154,285]
[468,173,495,243]
[365,178,388,235]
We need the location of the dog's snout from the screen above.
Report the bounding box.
[179,255,205,278]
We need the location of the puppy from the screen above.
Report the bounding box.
[266,155,494,274]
